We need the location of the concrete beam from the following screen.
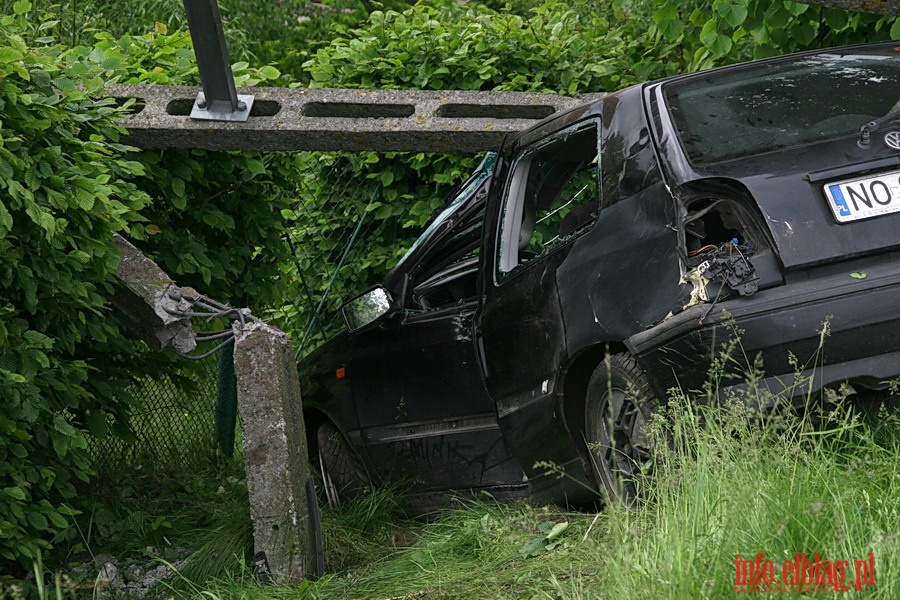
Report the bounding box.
[796,0,900,14]
[107,84,597,152]
[233,320,316,583]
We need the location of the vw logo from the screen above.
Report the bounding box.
[886,131,900,151]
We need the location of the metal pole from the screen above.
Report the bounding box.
[182,0,254,121]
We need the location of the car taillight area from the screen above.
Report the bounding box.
[673,184,784,312]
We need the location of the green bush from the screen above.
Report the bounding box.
[0,2,151,566]
[0,3,305,568]
[651,0,899,71]
[60,22,299,309]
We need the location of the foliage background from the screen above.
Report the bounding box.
[0,0,898,576]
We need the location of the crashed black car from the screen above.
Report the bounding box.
[298,41,900,509]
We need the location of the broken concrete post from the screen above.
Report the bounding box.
[233,320,315,583]
[109,233,197,354]
[108,234,318,581]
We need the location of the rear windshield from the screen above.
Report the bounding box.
[664,44,900,165]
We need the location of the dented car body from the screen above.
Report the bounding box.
[299,42,900,508]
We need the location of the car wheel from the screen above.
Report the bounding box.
[584,352,658,508]
[316,421,369,510]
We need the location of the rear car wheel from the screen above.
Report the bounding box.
[584,353,658,508]
[316,422,369,509]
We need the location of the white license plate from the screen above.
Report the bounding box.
[824,169,900,223]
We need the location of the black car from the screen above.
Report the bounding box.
[298,41,900,509]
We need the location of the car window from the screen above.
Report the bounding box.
[409,209,484,310]
[395,153,495,269]
[665,45,900,165]
[498,122,600,274]
[412,254,480,310]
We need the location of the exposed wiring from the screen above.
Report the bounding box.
[689,244,718,256]
[163,292,261,360]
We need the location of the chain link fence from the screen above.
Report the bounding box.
[89,355,221,472]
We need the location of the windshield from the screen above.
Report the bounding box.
[664,44,900,165]
[394,152,496,268]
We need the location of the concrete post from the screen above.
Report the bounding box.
[109,233,197,354]
[232,320,315,583]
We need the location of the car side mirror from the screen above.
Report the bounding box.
[341,285,395,332]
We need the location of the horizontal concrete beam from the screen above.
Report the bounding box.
[796,0,900,14]
[108,85,598,152]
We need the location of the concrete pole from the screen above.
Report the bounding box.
[232,320,316,583]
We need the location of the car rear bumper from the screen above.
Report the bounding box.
[626,255,900,403]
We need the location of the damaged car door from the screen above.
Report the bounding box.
[346,156,526,504]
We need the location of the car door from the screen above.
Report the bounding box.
[476,120,602,499]
[350,158,524,493]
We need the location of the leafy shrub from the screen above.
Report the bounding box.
[0,2,307,568]
[0,2,152,567]
[652,0,899,70]
[59,21,298,309]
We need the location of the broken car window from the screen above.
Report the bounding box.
[498,123,600,274]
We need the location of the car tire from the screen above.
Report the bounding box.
[584,352,658,508]
[316,421,369,510]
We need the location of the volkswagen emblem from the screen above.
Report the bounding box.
[886,131,900,151]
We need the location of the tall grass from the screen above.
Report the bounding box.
[41,331,898,599]
[188,390,897,600]
[597,391,898,599]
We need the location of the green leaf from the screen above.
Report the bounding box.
[375,204,393,220]
[246,159,266,175]
[48,511,68,529]
[171,176,186,197]
[85,411,108,437]
[545,521,569,541]
[891,19,900,40]
[850,272,867,279]
[258,65,281,80]
[52,416,77,437]
[23,330,51,347]
[75,187,95,211]
[519,537,545,557]
[715,1,748,29]
[3,487,26,501]
[12,1,32,15]
[171,191,187,210]
[0,46,24,64]
[823,8,850,32]
[27,511,48,530]
[700,21,733,58]
[0,200,12,236]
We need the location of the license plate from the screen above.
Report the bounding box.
[824,169,900,223]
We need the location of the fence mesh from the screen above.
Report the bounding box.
[89,355,221,472]
[278,153,393,358]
